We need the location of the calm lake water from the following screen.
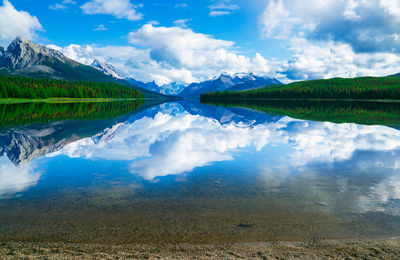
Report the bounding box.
[1,100,400,244]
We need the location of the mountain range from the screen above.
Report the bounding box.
[0,38,168,98]
[0,37,281,98]
[128,73,282,97]
[126,78,186,96]
[179,73,282,97]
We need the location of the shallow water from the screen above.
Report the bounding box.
[1,100,400,244]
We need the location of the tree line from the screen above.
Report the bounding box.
[0,75,143,99]
[201,77,400,100]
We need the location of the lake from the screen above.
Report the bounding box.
[1,99,400,244]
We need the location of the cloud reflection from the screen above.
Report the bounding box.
[58,110,280,179]
[0,156,41,198]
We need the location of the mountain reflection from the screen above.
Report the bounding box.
[1,101,400,216]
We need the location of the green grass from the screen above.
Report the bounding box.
[201,77,400,100]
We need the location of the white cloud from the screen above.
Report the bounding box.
[278,37,400,81]
[93,24,108,31]
[259,0,400,53]
[0,0,42,46]
[128,24,234,69]
[209,11,231,17]
[126,24,273,83]
[47,21,400,84]
[49,24,274,85]
[81,0,142,21]
[209,2,240,17]
[173,19,191,28]
[49,3,67,10]
[49,0,76,11]
[257,0,400,81]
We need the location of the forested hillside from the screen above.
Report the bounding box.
[0,75,143,99]
[201,77,400,100]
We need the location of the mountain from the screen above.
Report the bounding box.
[0,37,171,99]
[127,78,160,92]
[160,82,186,95]
[0,37,120,83]
[179,73,282,97]
[90,59,123,79]
[127,78,185,95]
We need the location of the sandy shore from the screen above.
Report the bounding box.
[1,239,400,259]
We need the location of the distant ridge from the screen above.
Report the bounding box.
[179,73,282,97]
[127,78,185,95]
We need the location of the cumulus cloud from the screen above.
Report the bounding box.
[0,0,42,46]
[258,0,400,81]
[127,24,274,83]
[259,0,400,54]
[128,24,234,68]
[81,0,142,21]
[279,38,400,81]
[49,24,274,85]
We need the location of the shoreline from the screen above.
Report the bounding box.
[1,239,400,259]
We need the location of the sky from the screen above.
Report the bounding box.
[1,0,400,85]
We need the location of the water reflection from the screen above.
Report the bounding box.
[1,100,400,242]
[0,157,40,198]
[51,102,400,181]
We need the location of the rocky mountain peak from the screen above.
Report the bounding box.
[90,59,123,79]
[4,37,67,70]
[179,72,282,97]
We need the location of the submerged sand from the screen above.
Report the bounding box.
[1,239,400,259]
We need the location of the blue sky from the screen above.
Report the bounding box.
[1,0,400,85]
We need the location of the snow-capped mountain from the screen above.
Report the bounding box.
[179,73,282,97]
[127,78,185,95]
[159,82,186,95]
[90,59,123,79]
[127,73,280,97]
